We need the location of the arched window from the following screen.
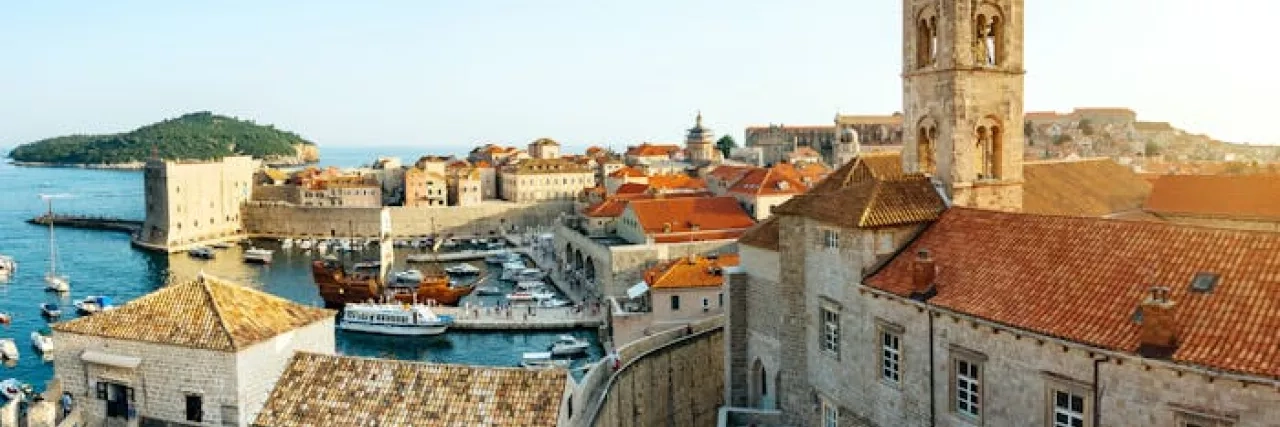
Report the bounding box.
[916,117,938,175]
[916,7,939,69]
[975,5,1004,66]
[975,117,1003,179]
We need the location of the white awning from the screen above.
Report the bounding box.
[627,282,650,299]
[80,350,142,369]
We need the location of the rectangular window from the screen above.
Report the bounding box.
[186,394,204,422]
[822,229,840,250]
[718,293,724,307]
[950,347,987,423]
[878,323,903,384]
[1051,389,1086,427]
[820,304,840,359]
[1173,407,1236,427]
[671,295,680,311]
[1044,372,1094,427]
[821,399,839,427]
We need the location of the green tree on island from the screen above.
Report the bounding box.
[716,135,737,157]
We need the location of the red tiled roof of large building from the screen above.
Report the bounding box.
[728,167,809,196]
[608,166,646,178]
[615,182,650,195]
[738,217,780,250]
[772,161,832,185]
[707,165,756,182]
[647,174,706,191]
[626,143,681,157]
[1022,158,1153,217]
[584,199,630,218]
[788,146,823,159]
[652,229,747,243]
[627,196,756,234]
[865,207,1280,378]
[773,154,945,229]
[645,254,740,289]
[1144,174,1280,221]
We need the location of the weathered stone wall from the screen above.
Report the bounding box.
[234,319,334,426]
[737,246,784,410]
[591,328,725,427]
[242,201,573,238]
[250,185,299,204]
[555,224,738,298]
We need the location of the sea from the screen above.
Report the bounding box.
[0,146,601,390]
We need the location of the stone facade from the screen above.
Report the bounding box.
[297,183,381,208]
[500,159,595,203]
[136,156,256,252]
[446,169,483,207]
[555,223,737,298]
[900,0,1025,213]
[589,328,725,427]
[243,201,572,238]
[685,112,720,164]
[53,319,333,427]
[403,166,448,207]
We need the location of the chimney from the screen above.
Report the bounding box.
[662,223,672,233]
[909,249,937,300]
[1137,286,1179,357]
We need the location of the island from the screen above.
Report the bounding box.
[5,111,319,168]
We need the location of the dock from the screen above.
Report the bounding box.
[434,305,604,330]
[26,214,142,234]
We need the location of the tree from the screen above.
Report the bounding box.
[1144,141,1161,156]
[1078,119,1095,136]
[716,135,737,157]
[1023,122,1034,138]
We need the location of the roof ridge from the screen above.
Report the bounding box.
[949,206,1280,237]
[198,274,239,350]
[858,181,882,227]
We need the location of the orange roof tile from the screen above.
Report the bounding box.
[728,168,808,196]
[865,207,1280,378]
[773,154,945,228]
[645,254,740,289]
[584,199,630,218]
[608,166,646,178]
[627,196,756,234]
[647,174,706,191]
[652,229,746,243]
[788,147,823,158]
[1022,158,1153,217]
[474,160,492,168]
[707,165,756,182]
[626,143,681,157]
[1144,174,1280,220]
[772,162,832,185]
[738,217,780,250]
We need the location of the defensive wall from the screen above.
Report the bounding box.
[241,200,574,238]
[554,223,738,297]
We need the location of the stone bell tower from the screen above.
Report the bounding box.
[901,0,1025,212]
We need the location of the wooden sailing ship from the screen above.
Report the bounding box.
[311,216,474,308]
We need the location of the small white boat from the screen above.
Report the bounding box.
[0,339,18,361]
[243,248,274,264]
[44,273,70,293]
[474,285,504,296]
[297,239,314,250]
[39,303,60,319]
[0,378,24,401]
[512,268,546,282]
[338,303,454,336]
[393,269,424,284]
[281,238,294,249]
[500,262,527,281]
[406,253,435,263]
[549,335,590,357]
[0,255,15,282]
[540,298,572,308]
[506,291,535,303]
[211,242,233,249]
[445,263,481,275]
[187,247,215,260]
[75,296,114,315]
[520,352,570,369]
[30,332,52,354]
[531,289,557,301]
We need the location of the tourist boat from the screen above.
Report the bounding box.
[0,339,18,361]
[42,196,70,293]
[39,303,61,319]
[243,248,274,264]
[445,263,481,276]
[338,303,455,336]
[505,291,535,303]
[539,298,572,308]
[485,252,519,264]
[393,269,424,284]
[405,253,435,263]
[474,285,504,296]
[75,296,114,315]
[0,378,25,401]
[549,335,590,357]
[512,268,546,282]
[30,332,52,354]
[187,247,215,260]
[0,255,15,282]
[520,352,570,370]
[310,258,475,309]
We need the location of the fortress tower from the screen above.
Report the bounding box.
[136,156,256,252]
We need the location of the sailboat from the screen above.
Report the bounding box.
[41,195,70,293]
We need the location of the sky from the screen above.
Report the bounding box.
[1,1,1276,155]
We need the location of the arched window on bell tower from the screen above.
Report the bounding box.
[975,117,1003,179]
[916,7,939,69]
[916,117,938,175]
[975,5,1005,66]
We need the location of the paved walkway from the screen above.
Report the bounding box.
[434,305,603,330]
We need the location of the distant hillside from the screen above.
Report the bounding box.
[6,112,319,166]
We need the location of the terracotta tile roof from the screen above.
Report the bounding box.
[625,143,681,157]
[707,165,756,182]
[737,216,780,250]
[607,166,646,178]
[772,162,832,185]
[652,229,746,243]
[727,168,808,196]
[253,352,568,427]
[585,146,605,156]
[1022,158,1153,217]
[474,160,492,168]
[530,137,560,146]
[774,155,945,228]
[614,182,650,195]
[584,199,630,217]
[645,254,740,289]
[647,174,706,191]
[865,207,1280,378]
[1144,174,1280,220]
[788,147,823,159]
[52,274,334,352]
[262,168,287,181]
[627,196,756,234]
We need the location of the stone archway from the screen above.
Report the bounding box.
[750,359,766,407]
[584,256,596,282]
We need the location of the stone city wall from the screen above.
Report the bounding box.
[242,201,573,238]
[590,320,725,427]
[555,224,738,297]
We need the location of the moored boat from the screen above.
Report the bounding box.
[44,273,70,293]
[311,259,475,309]
[75,296,114,315]
[445,263,481,276]
[0,378,24,401]
[393,269,424,284]
[39,303,60,319]
[539,298,572,308]
[531,289,557,301]
[405,253,435,263]
[485,252,519,264]
[281,238,294,249]
[512,268,546,282]
[30,332,52,354]
[338,303,454,336]
[0,339,18,361]
[211,242,233,249]
[549,335,590,357]
[0,313,9,325]
[505,291,535,303]
[520,352,570,369]
[243,248,274,264]
[187,247,215,260]
[0,255,15,282]
[474,285,504,296]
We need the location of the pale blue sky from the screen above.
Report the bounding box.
[1,1,1274,154]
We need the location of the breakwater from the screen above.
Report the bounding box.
[26,214,142,233]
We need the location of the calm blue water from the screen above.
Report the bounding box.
[0,146,600,390]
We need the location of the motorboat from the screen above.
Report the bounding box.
[0,255,15,282]
[338,303,454,336]
[0,378,24,401]
[505,291,535,303]
[393,270,424,284]
[315,240,329,253]
[352,260,381,270]
[0,339,18,361]
[210,242,233,249]
[243,248,274,264]
[297,239,314,250]
[39,303,61,319]
[549,335,590,357]
[520,352,570,369]
[445,263,481,276]
[499,262,527,281]
[485,252,519,264]
[539,298,572,308]
[531,289,557,301]
[30,332,52,354]
[405,253,435,263]
[512,268,546,282]
[281,238,294,249]
[75,296,114,315]
[187,247,215,260]
[474,285,504,296]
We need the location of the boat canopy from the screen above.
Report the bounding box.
[522,352,553,360]
[626,282,649,299]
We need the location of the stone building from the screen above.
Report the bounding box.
[528,137,561,160]
[744,125,835,166]
[51,274,335,427]
[613,254,738,345]
[686,112,721,164]
[726,166,812,220]
[135,156,256,252]
[446,166,483,207]
[253,352,572,427]
[403,166,448,207]
[297,175,382,208]
[500,158,595,203]
[604,166,648,194]
[615,196,756,245]
[624,143,681,165]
